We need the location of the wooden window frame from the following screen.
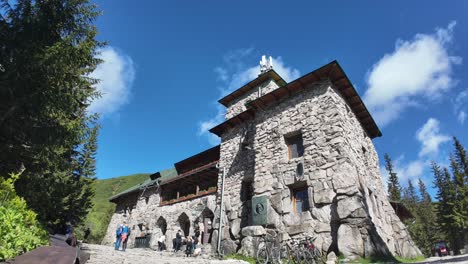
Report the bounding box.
[291,187,310,213]
[285,133,304,160]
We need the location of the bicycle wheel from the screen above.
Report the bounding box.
[295,249,315,264]
[279,244,293,264]
[312,248,323,263]
[256,245,269,264]
[303,250,316,264]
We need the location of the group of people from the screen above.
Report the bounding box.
[115,222,131,251]
[170,229,201,257]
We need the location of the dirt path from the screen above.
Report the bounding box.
[81,244,248,264]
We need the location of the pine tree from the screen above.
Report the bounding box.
[448,138,467,254]
[415,178,437,256]
[0,0,102,229]
[402,179,418,212]
[384,153,401,201]
[64,118,98,226]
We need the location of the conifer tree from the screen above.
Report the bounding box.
[384,153,401,201]
[432,137,468,255]
[0,0,102,229]
[402,179,418,212]
[64,119,99,225]
[416,178,437,256]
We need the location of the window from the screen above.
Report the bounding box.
[285,133,304,159]
[291,187,310,213]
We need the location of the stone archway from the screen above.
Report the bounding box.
[178,213,190,237]
[156,216,167,236]
[198,208,214,244]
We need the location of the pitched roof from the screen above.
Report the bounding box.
[210,60,382,139]
[218,70,287,107]
[109,168,178,202]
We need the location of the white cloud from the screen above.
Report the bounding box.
[458,111,466,124]
[198,104,225,145]
[416,118,450,157]
[88,46,135,116]
[363,21,461,126]
[454,90,468,124]
[380,156,425,190]
[198,49,300,145]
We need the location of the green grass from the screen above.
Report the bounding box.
[76,173,150,243]
[395,255,425,263]
[339,255,425,263]
[224,253,256,264]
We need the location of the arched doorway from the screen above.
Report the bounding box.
[198,208,214,244]
[156,216,167,235]
[178,213,190,237]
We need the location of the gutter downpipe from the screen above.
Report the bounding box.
[217,166,226,256]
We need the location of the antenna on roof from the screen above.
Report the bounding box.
[259,55,273,74]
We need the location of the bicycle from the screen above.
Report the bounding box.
[303,235,324,264]
[256,233,293,264]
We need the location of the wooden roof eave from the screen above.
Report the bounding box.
[209,109,256,137]
[161,161,219,186]
[210,61,382,139]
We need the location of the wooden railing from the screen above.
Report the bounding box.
[160,188,217,206]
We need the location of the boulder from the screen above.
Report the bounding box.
[314,188,335,204]
[286,222,314,235]
[337,224,364,258]
[230,219,242,238]
[221,239,238,255]
[270,193,282,214]
[282,197,292,213]
[337,196,362,219]
[315,222,331,233]
[267,204,282,228]
[311,204,332,223]
[326,251,337,264]
[332,163,359,195]
[238,236,258,257]
[241,226,266,237]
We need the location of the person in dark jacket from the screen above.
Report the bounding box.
[185,236,193,257]
[174,230,182,252]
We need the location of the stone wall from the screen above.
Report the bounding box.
[214,79,421,259]
[103,75,421,259]
[103,188,217,250]
[225,78,280,119]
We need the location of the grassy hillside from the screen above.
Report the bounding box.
[77,173,150,243]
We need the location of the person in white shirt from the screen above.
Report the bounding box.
[158,234,166,251]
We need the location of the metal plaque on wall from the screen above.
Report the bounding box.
[251,196,268,226]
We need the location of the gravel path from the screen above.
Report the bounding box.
[81,244,248,264]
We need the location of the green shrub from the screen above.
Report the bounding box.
[224,253,256,264]
[0,173,48,261]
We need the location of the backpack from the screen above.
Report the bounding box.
[116,226,123,237]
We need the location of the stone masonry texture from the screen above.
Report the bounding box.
[104,72,421,260]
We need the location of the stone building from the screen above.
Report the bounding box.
[103,60,421,260]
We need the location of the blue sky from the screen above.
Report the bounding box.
[90,1,467,197]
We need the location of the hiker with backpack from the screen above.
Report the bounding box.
[121,222,130,252]
[115,224,123,250]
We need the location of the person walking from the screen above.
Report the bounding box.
[121,222,130,251]
[115,224,123,250]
